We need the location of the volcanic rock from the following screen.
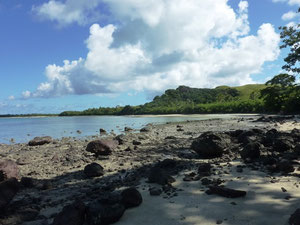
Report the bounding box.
[86,201,125,225]
[86,139,118,157]
[240,142,261,160]
[84,163,104,178]
[121,187,143,208]
[52,201,86,225]
[191,132,230,158]
[206,186,247,198]
[28,136,52,146]
[0,178,19,211]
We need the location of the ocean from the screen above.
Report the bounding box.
[0,114,242,144]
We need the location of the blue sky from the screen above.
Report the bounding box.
[0,0,299,114]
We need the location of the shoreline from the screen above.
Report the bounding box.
[0,115,300,224]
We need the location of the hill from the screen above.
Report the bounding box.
[59,84,266,116]
[146,84,265,107]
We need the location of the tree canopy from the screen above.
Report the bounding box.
[279,8,300,75]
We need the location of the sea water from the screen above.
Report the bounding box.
[0,114,243,144]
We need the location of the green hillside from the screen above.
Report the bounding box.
[146,84,265,107]
[60,84,266,116]
[233,84,266,100]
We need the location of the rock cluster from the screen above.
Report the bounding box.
[52,187,142,225]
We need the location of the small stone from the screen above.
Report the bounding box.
[149,187,162,196]
[281,187,287,192]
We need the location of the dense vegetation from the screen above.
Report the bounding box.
[59,84,266,116]
[260,8,300,114]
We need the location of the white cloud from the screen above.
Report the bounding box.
[8,96,15,100]
[32,0,101,26]
[22,91,31,99]
[272,0,300,5]
[28,0,280,98]
[282,11,298,20]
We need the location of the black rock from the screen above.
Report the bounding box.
[206,186,247,198]
[124,127,133,132]
[86,201,125,225]
[21,177,35,188]
[272,138,293,152]
[149,187,162,196]
[148,167,175,185]
[86,140,118,156]
[115,134,126,145]
[132,140,142,145]
[240,142,261,160]
[198,163,211,176]
[140,127,151,132]
[237,130,257,144]
[157,159,177,169]
[191,132,230,158]
[28,136,52,146]
[0,178,19,211]
[121,187,143,208]
[0,171,5,182]
[51,201,86,225]
[84,163,104,178]
[100,128,107,134]
[277,160,295,173]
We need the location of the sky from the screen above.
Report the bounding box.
[0,0,299,114]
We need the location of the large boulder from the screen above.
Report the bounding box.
[191,132,230,158]
[237,129,264,145]
[121,187,142,209]
[240,142,262,160]
[263,129,279,147]
[148,167,175,185]
[198,163,212,176]
[0,178,19,211]
[272,138,293,152]
[0,159,19,180]
[86,139,118,157]
[85,201,125,225]
[84,163,104,178]
[52,201,86,225]
[28,136,52,146]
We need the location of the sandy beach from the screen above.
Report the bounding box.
[0,114,299,225]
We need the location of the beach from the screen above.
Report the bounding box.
[0,115,300,225]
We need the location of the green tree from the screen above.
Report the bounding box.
[279,8,300,74]
[261,74,298,112]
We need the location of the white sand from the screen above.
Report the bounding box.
[118,161,300,225]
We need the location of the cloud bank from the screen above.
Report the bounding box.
[29,0,280,98]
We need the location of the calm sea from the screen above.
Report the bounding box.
[0,114,242,144]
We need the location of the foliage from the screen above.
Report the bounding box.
[260,9,300,114]
[59,84,266,116]
[279,8,300,74]
[261,74,300,113]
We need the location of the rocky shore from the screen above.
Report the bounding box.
[0,115,300,225]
